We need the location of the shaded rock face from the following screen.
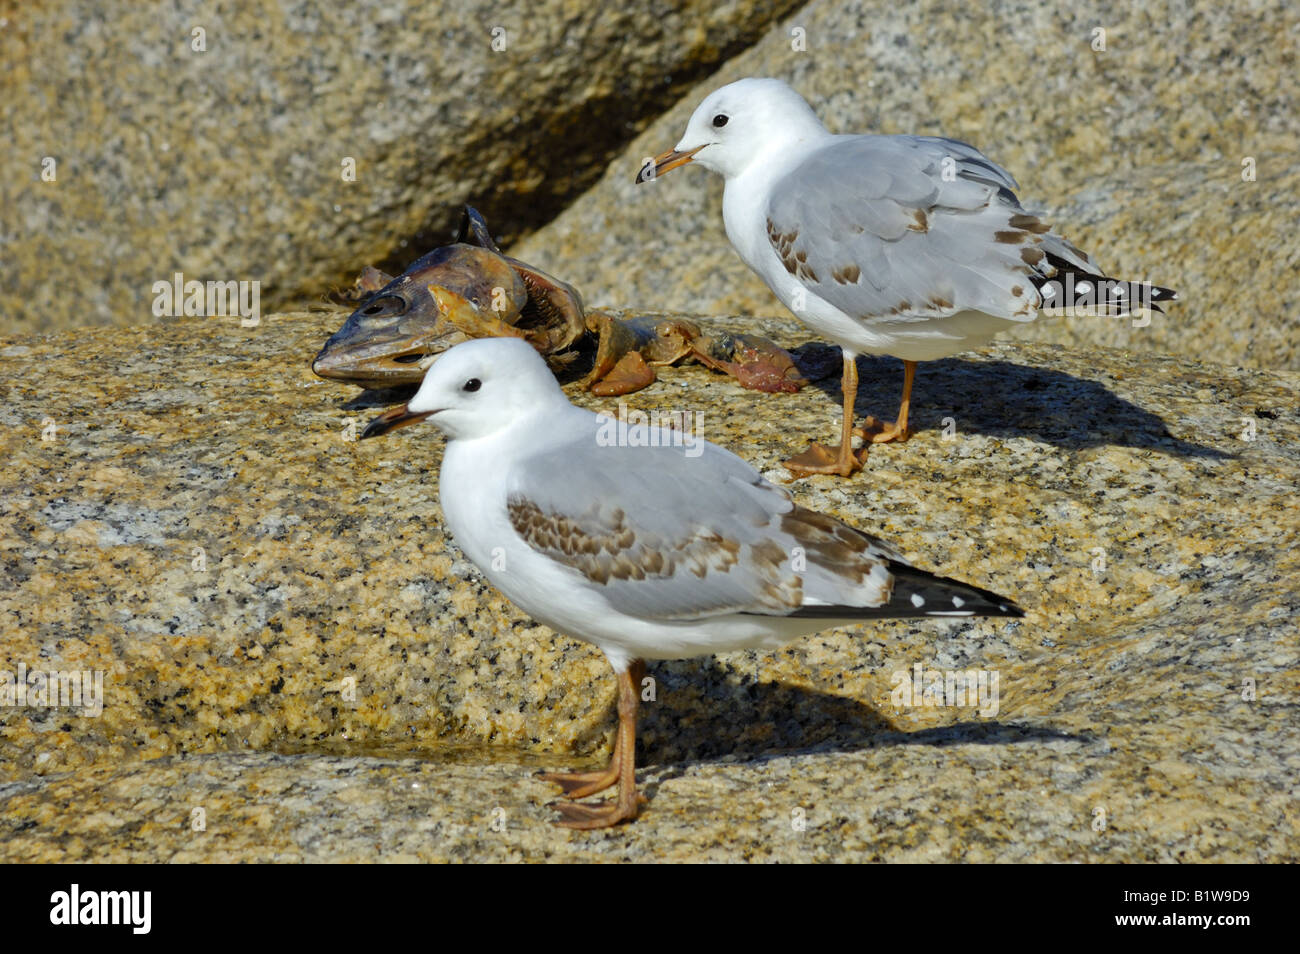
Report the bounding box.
[1,311,1297,861]
[0,0,803,334]
[512,0,1300,370]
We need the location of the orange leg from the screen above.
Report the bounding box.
[856,359,915,444]
[783,354,865,478]
[538,727,623,800]
[543,660,646,830]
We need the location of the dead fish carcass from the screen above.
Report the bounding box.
[312,208,586,390]
[313,207,836,397]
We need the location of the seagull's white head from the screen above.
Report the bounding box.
[639,78,828,183]
[361,337,563,442]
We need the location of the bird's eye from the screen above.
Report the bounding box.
[462,378,482,392]
[712,114,729,128]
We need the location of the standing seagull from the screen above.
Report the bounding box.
[361,337,1021,829]
[638,78,1176,478]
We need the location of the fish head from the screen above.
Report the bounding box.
[312,243,529,389]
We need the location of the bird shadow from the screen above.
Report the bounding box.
[799,350,1231,460]
[601,658,1091,797]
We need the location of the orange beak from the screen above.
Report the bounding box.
[360,404,434,439]
[636,145,704,183]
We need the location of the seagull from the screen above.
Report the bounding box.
[360,337,1023,829]
[638,78,1177,478]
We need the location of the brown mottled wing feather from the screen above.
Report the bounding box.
[503,421,901,621]
[508,494,803,617]
[764,134,1100,322]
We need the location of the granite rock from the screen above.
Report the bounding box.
[0,309,1297,861]
[0,0,802,334]
[511,0,1300,370]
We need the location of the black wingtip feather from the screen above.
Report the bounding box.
[783,561,1023,621]
[883,560,1024,619]
[1033,252,1179,315]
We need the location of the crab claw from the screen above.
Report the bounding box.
[590,351,656,396]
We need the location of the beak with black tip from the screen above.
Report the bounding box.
[360,404,435,439]
[636,145,704,183]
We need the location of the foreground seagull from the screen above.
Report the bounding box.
[639,78,1177,477]
[361,337,1022,829]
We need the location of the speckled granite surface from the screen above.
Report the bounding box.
[1,0,802,334]
[512,0,1300,370]
[1,310,1297,861]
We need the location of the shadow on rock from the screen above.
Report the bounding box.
[629,657,1088,780]
[802,352,1231,460]
[338,385,419,410]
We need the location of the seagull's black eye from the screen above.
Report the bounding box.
[462,378,481,392]
[712,113,729,128]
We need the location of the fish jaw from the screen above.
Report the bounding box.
[312,284,467,388]
[311,324,471,389]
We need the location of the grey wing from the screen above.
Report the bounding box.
[765,135,1097,322]
[503,419,902,621]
